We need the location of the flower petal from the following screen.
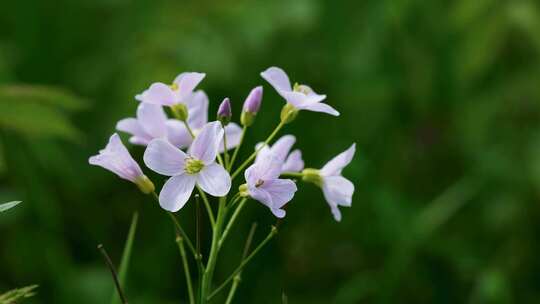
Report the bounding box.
[320,143,356,176]
[282,149,304,172]
[219,123,242,152]
[185,90,209,130]
[89,133,143,182]
[144,138,186,176]
[174,72,206,98]
[137,103,167,138]
[166,119,193,148]
[140,83,176,106]
[322,176,354,222]
[301,102,340,116]
[159,174,196,212]
[197,163,231,197]
[116,118,145,137]
[247,152,283,183]
[189,121,223,164]
[261,67,292,92]
[261,179,297,209]
[269,135,296,162]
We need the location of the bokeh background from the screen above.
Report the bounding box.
[2,0,540,303]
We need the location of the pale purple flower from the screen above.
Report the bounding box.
[144,122,231,212]
[89,133,144,183]
[261,67,339,116]
[243,86,263,114]
[176,92,242,152]
[244,152,297,218]
[318,143,356,221]
[116,103,187,147]
[136,72,206,107]
[256,135,304,173]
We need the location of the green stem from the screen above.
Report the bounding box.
[208,226,278,301]
[98,244,129,304]
[228,126,247,171]
[196,188,216,228]
[281,172,303,178]
[176,235,195,304]
[151,192,197,258]
[225,223,258,304]
[219,199,247,249]
[224,275,241,304]
[231,120,287,180]
[184,121,196,138]
[222,126,230,169]
[200,198,227,303]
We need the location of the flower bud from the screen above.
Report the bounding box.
[135,175,155,194]
[243,86,263,114]
[239,183,250,197]
[217,98,232,126]
[301,168,322,186]
[171,103,189,121]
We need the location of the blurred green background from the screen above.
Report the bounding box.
[1,0,540,303]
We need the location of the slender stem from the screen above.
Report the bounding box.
[231,120,287,180]
[219,199,247,248]
[184,121,196,138]
[195,195,204,304]
[152,191,197,258]
[225,223,258,304]
[208,226,278,301]
[197,187,216,228]
[222,126,230,169]
[228,126,247,171]
[280,172,303,178]
[200,198,227,303]
[98,244,129,304]
[176,235,196,304]
[216,153,225,167]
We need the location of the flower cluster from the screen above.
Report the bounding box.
[90,66,355,221]
[89,66,356,303]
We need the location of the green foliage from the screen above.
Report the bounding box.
[0,285,38,304]
[0,201,21,213]
[110,212,138,304]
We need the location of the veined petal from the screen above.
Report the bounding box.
[248,186,273,207]
[280,91,312,108]
[261,179,297,209]
[173,72,206,98]
[89,133,143,182]
[116,118,145,138]
[322,176,354,222]
[282,149,304,172]
[301,102,340,116]
[141,83,176,106]
[270,135,296,162]
[159,174,196,212]
[137,103,167,138]
[320,143,356,176]
[197,163,231,197]
[261,67,292,92]
[219,123,242,152]
[166,120,193,148]
[144,138,186,176]
[247,152,282,183]
[186,90,209,130]
[189,121,223,164]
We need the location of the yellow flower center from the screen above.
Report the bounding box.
[185,158,204,174]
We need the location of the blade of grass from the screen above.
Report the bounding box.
[0,201,22,213]
[110,212,138,304]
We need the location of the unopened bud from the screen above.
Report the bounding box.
[239,184,250,197]
[243,86,263,114]
[171,103,189,121]
[135,175,155,194]
[217,98,232,126]
[301,168,322,186]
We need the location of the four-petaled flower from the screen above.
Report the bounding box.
[136,72,206,107]
[243,152,297,218]
[89,133,154,193]
[256,135,304,173]
[116,103,186,147]
[144,122,231,212]
[304,144,355,222]
[261,67,339,116]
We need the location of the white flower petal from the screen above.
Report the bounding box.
[261,179,297,209]
[189,121,223,164]
[320,143,356,176]
[282,149,304,172]
[159,174,196,212]
[141,83,176,106]
[219,123,242,152]
[144,138,186,176]
[197,163,231,197]
[302,102,340,116]
[269,135,296,162]
[137,103,167,138]
[249,152,283,182]
[166,119,193,148]
[261,67,292,92]
[174,72,206,98]
[185,90,209,130]
[116,118,145,138]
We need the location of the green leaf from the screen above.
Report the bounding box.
[110,212,138,304]
[0,85,87,111]
[0,285,38,303]
[0,201,22,213]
